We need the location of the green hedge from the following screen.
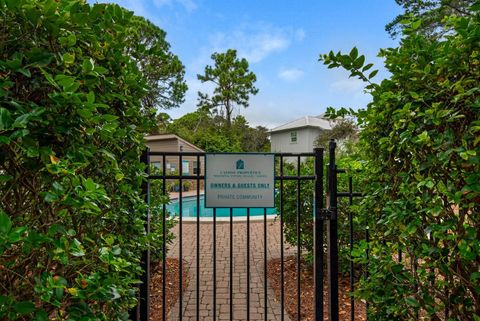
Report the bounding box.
[0,1,180,319]
[320,5,480,320]
[276,154,364,273]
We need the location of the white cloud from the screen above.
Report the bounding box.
[295,28,306,41]
[278,68,304,81]
[153,0,197,12]
[330,78,365,92]
[177,0,197,11]
[187,23,306,77]
[153,0,170,6]
[177,23,309,124]
[107,0,167,25]
[207,23,294,64]
[243,33,290,63]
[110,0,148,17]
[244,109,292,128]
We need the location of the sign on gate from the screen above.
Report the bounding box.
[205,154,275,208]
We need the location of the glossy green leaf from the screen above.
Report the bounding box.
[8,227,27,243]
[405,297,420,307]
[349,47,358,60]
[13,301,36,314]
[18,68,31,77]
[362,63,373,72]
[353,55,365,69]
[368,70,378,79]
[0,212,12,235]
[82,58,94,72]
[63,53,75,65]
[39,68,59,89]
[411,19,422,30]
[0,108,13,130]
[0,175,13,182]
[71,238,85,257]
[67,34,77,46]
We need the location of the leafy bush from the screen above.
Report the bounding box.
[149,166,176,264]
[315,118,359,155]
[276,155,364,273]
[167,111,270,152]
[0,1,182,319]
[276,160,315,263]
[320,4,480,320]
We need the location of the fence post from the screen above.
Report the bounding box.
[130,148,151,321]
[327,140,339,321]
[140,148,151,321]
[314,148,324,321]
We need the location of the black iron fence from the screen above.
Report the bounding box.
[130,140,366,321]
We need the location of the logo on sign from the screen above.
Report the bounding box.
[236,159,244,170]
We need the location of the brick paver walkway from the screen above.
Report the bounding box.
[165,219,294,321]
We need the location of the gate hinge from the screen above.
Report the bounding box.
[320,207,337,220]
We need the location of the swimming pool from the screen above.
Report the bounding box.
[166,195,277,217]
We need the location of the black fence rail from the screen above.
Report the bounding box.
[130,140,366,321]
[334,169,365,321]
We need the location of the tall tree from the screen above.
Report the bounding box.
[197,49,258,127]
[167,110,240,152]
[386,0,476,38]
[315,118,358,154]
[167,112,270,152]
[231,115,271,152]
[127,16,187,110]
[154,112,172,134]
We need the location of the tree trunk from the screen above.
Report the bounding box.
[225,102,232,128]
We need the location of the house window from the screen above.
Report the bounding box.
[290,131,297,143]
[182,160,189,175]
[167,163,176,173]
[193,161,200,174]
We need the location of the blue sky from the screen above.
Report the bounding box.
[99,0,402,128]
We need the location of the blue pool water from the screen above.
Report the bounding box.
[166,196,277,217]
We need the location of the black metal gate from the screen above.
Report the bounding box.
[130,140,364,321]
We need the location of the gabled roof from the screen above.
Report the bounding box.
[145,134,204,152]
[270,116,333,133]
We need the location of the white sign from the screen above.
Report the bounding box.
[205,154,275,208]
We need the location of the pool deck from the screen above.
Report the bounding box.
[165,219,295,321]
[169,190,204,200]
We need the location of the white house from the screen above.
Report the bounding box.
[269,115,333,153]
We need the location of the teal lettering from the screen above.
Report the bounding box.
[210,183,231,189]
